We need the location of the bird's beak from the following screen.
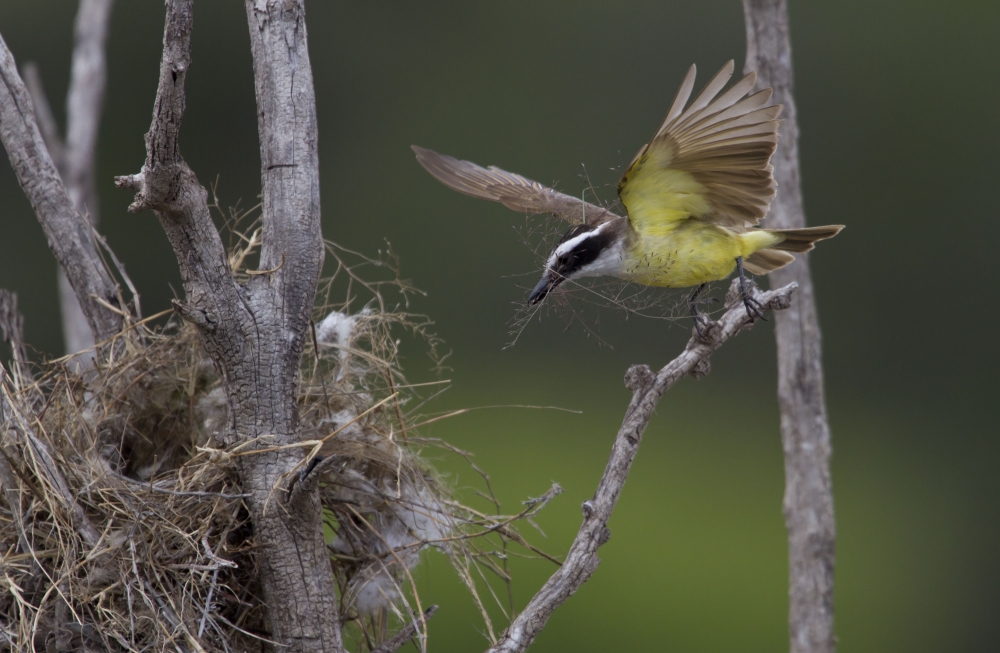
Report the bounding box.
[528,271,556,304]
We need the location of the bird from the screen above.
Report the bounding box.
[413,60,843,330]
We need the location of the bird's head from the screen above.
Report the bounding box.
[528,220,623,304]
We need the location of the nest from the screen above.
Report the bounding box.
[0,220,558,652]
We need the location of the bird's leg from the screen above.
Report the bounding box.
[688,283,711,336]
[736,256,766,321]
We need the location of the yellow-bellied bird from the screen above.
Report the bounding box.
[413,61,843,328]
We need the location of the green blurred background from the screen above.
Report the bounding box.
[2,1,998,651]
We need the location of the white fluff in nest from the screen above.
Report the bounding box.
[330,408,366,441]
[387,481,451,550]
[332,473,453,613]
[347,563,406,614]
[326,469,381,523]
[316,309,371,381]
[315,310,359,349]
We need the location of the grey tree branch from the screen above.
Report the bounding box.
[239,3,340,649]
[742,2,837,652]
[485,279,798,653]
[21,63,63,167]
[0,31,123,344]
[244,0,324,359]
[63,0,115,357]
[63,0,113,217]
[24,57,98,360]
[116,1,341,649]
[23,0,114,359]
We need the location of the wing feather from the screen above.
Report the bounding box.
[658,64,698,132]
[413,146,618,225]
[686,91,777,134]
[679,61,735,120]
[618,61,780,231]
[695,72,758,119]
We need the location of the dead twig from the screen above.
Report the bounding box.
[485,279,797,653]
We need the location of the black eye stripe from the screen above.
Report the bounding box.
[552,226,612,275]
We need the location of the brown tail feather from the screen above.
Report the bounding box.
[768,225,844,252]
[744,249,795,275]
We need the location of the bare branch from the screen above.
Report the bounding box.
[0,32,123,343]
[742,2,837,651]
[64,0,113,215]
[21,62,64,168]
[244,0,324,360]
[112,0,238,329]
[238,3,342,650]
[486,279,798,653]
[56,273,93,360]
[117,2,342,649]
[60,0,116,357]
[22,2,114,358]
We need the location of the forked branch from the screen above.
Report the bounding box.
[112,0,238,331]
[116,1,341,650]
[486,279,798,653]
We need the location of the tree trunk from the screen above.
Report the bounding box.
[742,2,837,652]
[114,1,343,649]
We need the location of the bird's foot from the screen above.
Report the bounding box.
[693,313,711,337]
[688,283,719,337]
[742,292,766,321]
[691,302,719,337]
[735,256,766,322]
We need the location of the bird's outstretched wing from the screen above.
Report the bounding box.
[413,146,619,225]
[618,61,781,232]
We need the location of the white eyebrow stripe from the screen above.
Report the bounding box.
[552,222,608,259]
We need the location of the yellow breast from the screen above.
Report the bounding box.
[620,219,744,288]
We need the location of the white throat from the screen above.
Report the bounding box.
[571,236,625,278]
